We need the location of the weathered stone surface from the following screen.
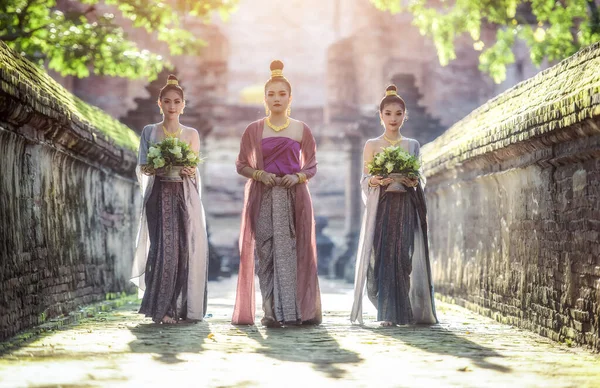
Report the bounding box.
[422,43,600,350]
[2,277,600,387]
[0,43,140,341]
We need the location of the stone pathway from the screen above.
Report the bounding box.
[1,277,599,387]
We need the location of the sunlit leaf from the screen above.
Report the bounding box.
[0,0,238,80]
[372,0,600,83]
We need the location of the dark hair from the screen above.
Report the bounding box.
[158,74,184,100]
[379,84,406,114]
[264,60,292,95]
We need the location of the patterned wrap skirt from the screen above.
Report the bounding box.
[139,180,191,322]
[255,186,302,324]
[367,188,420,324]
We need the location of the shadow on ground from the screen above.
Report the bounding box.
[238,324,363,379]
[363,324,511,373]
[128,320,209,364]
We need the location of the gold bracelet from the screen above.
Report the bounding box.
[296,172,307,184]
[253,169,264,181]
[368,177,378,187]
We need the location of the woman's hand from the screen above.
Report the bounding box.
[259,171,277,187]
[400,176,419,187]
[280,174,300,188]
[369,175,393,187]
[180,166,196,177]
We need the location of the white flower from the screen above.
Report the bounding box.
[148,147,161,158]
[153,157,165,168]
[397,153,409,161]
[375,153,385,166]
[385,162,394,173]
[187,152,197,161]
[169,146,182,159]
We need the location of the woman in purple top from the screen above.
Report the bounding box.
[232,60,322,327]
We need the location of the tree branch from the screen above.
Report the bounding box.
[588,0,600,35]
[17,0,34,30]
[1,23,50,41]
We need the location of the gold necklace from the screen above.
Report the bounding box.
[383,134,402,146]
[266,117,291,132]
[162,125,182,138]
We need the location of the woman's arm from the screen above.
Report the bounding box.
[298,125,317,179]
[363,141,392,187]
[181,129,200,177]
[236,124,276,186]
[414,139,425,188]
[138,125,156,175]
[190,129,200,154]
[281,124,316,189]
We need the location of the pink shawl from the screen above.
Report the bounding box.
[232,119,321,325]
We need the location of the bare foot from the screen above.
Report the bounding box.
[161,315,177,324]
[380,321,395,327]
[261,317,282,328]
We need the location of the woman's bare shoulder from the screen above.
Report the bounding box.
[179,125,199,139]
[364,136,385,149]
[287,118,306,140]
[290,118,307,130]
[180,124,198,133]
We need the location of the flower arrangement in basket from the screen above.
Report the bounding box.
[367,145,420,192]
[147,137,203,182]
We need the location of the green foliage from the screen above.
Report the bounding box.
[370,0,600,83]
[0,0,237,80]
[147,137,203,170]
[367,146,421,176]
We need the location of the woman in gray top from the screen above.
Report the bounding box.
[351,85,438,327]
[131,75,209,324]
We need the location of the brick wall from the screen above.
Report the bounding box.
[0,42,140,340]
[422,43,600,350]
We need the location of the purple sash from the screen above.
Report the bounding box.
[262,137,301,176]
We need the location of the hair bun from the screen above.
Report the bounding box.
[270,60,284,71]
[386,84,397,92]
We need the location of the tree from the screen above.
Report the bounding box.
[0,0,236,80]
[370,0,600,83]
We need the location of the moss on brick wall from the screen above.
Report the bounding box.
[421,43,600,351]
[0,41,141,341]
[422,42,600,176]
[0,40,139,152]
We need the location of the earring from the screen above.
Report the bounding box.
[264,104,269,116]
[160,107,164,115]
[287,106,291,116]
[181,107,185,115]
